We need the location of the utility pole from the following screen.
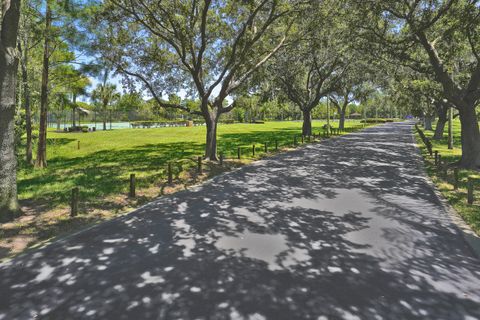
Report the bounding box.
[326,98,330,134]
[448,105,453,149]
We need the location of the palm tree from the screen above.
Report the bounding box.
[91,83,119,130]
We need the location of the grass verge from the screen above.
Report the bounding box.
[414,119,480,235]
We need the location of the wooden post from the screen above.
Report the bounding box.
[70,187,79,217]
[437,155,442,170]
[275,140,278,151]
[453,168,459,190]
[129,173,135,197]
[434,151,438,166]
[197,156,202,174]
[252,145,255,157]
[237,147,241,159]
[264,142,267,153]
[294,136,297,146]
[467,177,474,205]
[219,153,224,166]
[77,140,80,150]
[168,163,173,184]
[301,135,304,144]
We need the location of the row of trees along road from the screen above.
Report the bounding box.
[1,0,480,218]
[352,0,480,169]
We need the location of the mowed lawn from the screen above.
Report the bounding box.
[17,120,365,209]
[0,120,369,259]
[416,119,480,234]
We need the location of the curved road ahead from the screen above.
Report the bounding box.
[1,122,479,320]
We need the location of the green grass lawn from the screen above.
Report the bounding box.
[415,119,480,235]
[17,120,367,210]
[0,120,370,259]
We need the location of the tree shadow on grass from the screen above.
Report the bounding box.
[17,124,342,210]
[17,142,204,209]
[1,122,479,319]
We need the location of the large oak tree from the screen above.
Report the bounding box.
[355,0,480,169]
[95,0,293,160]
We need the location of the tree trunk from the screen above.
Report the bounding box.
[302,109,312,136]
[34,0,52,169]
[20,37,33,164]
[72,107,76,127]
[339,111,346,130]
[204,112,219,161]
[432,117,446,140]
[432,103,447,140]
[103,102,108,130]
[0,0,22,219]
[424,114,434,131]
[458,105,480,169]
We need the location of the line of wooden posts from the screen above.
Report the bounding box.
[415,124,478,205]
[70,125,360,216]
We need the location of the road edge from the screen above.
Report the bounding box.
[408,122,480,258]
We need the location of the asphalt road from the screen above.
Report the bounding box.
[1,122,479,320]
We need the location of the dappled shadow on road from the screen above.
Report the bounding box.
[1,122,479,319]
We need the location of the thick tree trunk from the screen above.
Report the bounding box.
[302,109,312,136]
[432,117,446,140]
[432,104,447,140]
[458,105,480,169]
[424,114,434,131]
[34,0,52,168]
[0,0,22,219]
[204,112,219,161]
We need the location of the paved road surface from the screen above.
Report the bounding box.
[1,122,479,320]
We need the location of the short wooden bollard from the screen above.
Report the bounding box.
[197,156,203,174]
[434,151,439,165]
[237,147,241,159]
[219,153,224,166]
[264,143,268,153]
[467,177,474,205]
[301,135,304,144]
[167,163,173,184]
[77,141,80,150]
[275,140,278,151]
[308,135,311,143]
[453,168,459,190]
[129,173,136,197]
[70,187,79,217]
[252,145,255,157]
